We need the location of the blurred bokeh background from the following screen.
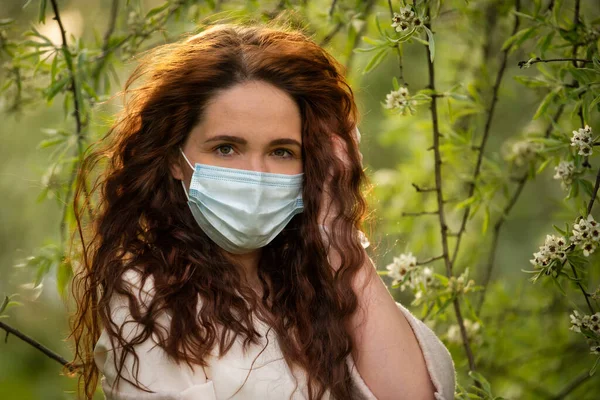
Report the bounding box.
[1,0,600,399]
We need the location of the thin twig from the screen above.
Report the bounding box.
[412,183,436,192]
[475,105,564,314]
[518,57,594,68]
[416,254,444,265]
[422,4,478,374]
[50,0,93,247]
[387,0,405,86]
[569,260,595,314]
[402,211,438,216]
[0,321,76,371]
[552,370,593,399]
[586,165,600,215]
[328,0,338,17]
[570,0,589,168]
[449,0,522,271]
[92,0,119,90]
[344,0,376,72]
[319,22,343,47]
[477,0,595,315]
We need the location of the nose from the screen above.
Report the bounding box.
[246,154,269,173]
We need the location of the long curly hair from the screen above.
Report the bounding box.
[67,21,370,400]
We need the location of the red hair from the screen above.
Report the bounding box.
[68,21,369,400]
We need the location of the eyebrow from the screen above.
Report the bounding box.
[204,135,301,147]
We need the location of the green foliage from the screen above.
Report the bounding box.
[2,0,600,399]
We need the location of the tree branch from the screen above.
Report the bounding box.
[387,0,406,86]
[552,370,593,399]
[50,0,94,249]
[0,321,77,372]
[422,3,478,374]
[449,0,522,271]
[518,57,594,68]
[416,254,444,265]
[92,0,119,90]
[344,0,376,72]
[412,182,436,192]
[475,104,564,314]
[402,210,439,216]
[586,165,600,215]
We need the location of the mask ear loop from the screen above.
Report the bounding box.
[179,147,194,200]
[179,147,195,170]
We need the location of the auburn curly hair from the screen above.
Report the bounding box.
[67,20,370,400]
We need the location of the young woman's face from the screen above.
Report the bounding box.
[173,80,303,186]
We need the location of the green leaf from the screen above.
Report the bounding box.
[374,13,385,37]
[455,195,477,210]
[38,0,47,24]
[363,47,388,74]
[80,79,98,100]
[37,136,67,149]
[448,92,470,101]
[533,87,561,120]
[588,95,600,117]
[146,2,170,18]
[353,46,381,53]
[44,75,70,102]
[590,356,600,376]
[0,296,8,314]
[511,11,537,21]
[538,31,555,56]
[392,76,399,91]
[468,371,492,395]
[50,51,59,83]
[580,179,595,198]
[482,205,490,234]
[56,260,72,299]
[501,26,538,52]
[423,25,435,63]
[552,224,567,235]
[362,36,385,47]
[550,274,567,295]
[513,75,551,88]
[536,158,552,174]
[567,179,580,200]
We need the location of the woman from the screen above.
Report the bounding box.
[69,22,455,400]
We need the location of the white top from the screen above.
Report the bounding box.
[94,269,456,400]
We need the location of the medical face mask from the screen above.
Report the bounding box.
[179,148,304,254]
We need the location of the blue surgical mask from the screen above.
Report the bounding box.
[179,148,304,254]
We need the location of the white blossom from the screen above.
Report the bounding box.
[507,140,541,167]
[447,268,476,295]
[569,309,600,335]
[570,214,600,256]
[386,252,417,286]
[529,234,568,268]
[384,87,417,116]
[553,160,575,190]
[391,6,424,33]
[446,319,482,345]
[571,124,594,156]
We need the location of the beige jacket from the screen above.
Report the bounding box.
[94,269,456,400]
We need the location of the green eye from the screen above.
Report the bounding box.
[273,148,293,158]
[217,145,234,156]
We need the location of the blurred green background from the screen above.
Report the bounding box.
[1,0,600,399]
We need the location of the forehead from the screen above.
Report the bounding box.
[190,80,302,144]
